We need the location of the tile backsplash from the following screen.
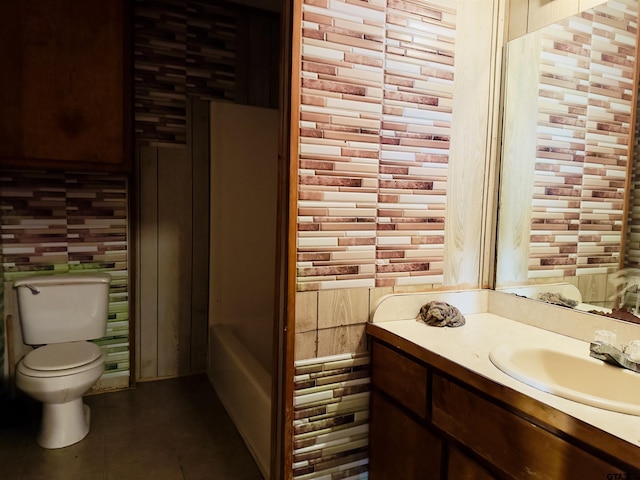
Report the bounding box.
[0,170,130,389]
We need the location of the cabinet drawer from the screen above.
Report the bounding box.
[431,374,623,479]
[371,340,428,419]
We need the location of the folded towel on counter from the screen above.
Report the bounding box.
[416,301,465,327]
[537,292,578,308]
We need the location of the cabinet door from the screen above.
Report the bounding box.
[447,444,496,480]
[371,341,428,419]
[369,391,442,479]
[0,0,129,171]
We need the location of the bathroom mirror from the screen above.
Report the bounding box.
[495,0,640,317]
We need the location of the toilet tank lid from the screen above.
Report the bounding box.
[14,273,111,287]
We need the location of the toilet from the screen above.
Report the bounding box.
[13,273,111,449]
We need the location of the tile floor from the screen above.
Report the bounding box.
[0,374,264,480]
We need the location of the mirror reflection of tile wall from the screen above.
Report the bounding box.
[497,0,639,290]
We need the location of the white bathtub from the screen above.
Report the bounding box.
[207,324,272,479]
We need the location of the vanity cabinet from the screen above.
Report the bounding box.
[369,391,442,479]
[368,327,639,479]
[0,0,130,172]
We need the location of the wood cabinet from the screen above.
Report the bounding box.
[368,330,640,479]
[447,445,496,480]
[369,391,442,479]
[0,0,130,172]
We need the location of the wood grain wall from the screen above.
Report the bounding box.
[136,100,210,380]
[507,0,607,41]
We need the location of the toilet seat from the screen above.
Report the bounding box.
[18,342,104,378]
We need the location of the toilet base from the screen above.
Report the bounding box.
[38,399,91,449]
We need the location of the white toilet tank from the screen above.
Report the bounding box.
[14,273,111,345]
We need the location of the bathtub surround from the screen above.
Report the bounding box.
[0,170,130,392]
[206,102,279,478]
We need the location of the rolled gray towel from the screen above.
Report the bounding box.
[416,301,465,327]
[537,292,578,308]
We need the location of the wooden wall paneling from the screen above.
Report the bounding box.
[137,147,160,379]
[526,0,579,33]
[317,288,370,329]
[0,0,128,171]
[316,325,368,357]
[235,11,250,106]
[251,12,275,108]
[294,291,318,360]
[4,283,32,391]
[188,99,210,373]
[507,0,530,41]
[269,14,281,110]
[578,273,609,305]
[579,0,608,11]
[480,0,507,290]
[157,147,193,377]
[247,12,269,107]
[495,32,541,286]
[235,8,280,109]
[507,0,608,41]
[444,0,499,288]
[316,288,369,357]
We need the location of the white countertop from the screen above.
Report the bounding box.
[373,312,640,448]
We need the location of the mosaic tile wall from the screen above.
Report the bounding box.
[529,0,638,279]
[297,0,456,291]
[293,352,370,480]
[135,0,233,146]
[0,170,130,383]
[134,0,279,146]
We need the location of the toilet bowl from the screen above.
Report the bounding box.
[16,341,106,449]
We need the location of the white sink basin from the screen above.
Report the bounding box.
[489,343,640,416]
